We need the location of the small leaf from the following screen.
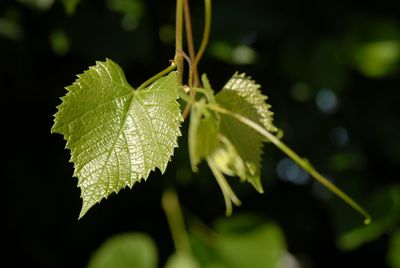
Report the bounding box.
[188,99,219,172]
[52,59,182,218]
[222,73,278,133]
[210,73,279,192]
[214,90,266,193]
[87,233,158,268]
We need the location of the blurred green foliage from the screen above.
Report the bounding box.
[388,230,400,268]
[87,215,287,268]
[87,233,158,268]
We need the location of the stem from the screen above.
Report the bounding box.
[184,0,198,86]
[137,64,176,91]
[175,0,185,85]
[162,190,193,254]
[183,0,198,121]
[193,0,212,75]
[208,104,372,225]
[181,0,212,119]
[207,157,241,216]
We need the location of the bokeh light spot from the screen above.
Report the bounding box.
[232,45,257,65]
[49,30,70,56]
[330,126,349,147]
[291,82,312,102]
[354,40,400,78]
[276,158,310,185]
[316,88,338,114]
[159,25,175,44]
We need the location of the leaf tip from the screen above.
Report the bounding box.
[78,200,95,220]
[78,208,87,220]
[250,178,264,194]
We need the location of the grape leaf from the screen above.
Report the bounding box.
[188,73,278,196]
[222,72,278,133]
[52,59,182,218]
[187,73,279,211]
[210,73,279,192]
[214,90,266,193]
[188,99,220,172]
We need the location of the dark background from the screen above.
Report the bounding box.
[2,0,400,267]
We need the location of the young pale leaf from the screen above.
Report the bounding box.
[52,59,182,218]
[188,99,220,172]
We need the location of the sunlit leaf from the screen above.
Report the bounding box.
[52,59,182,218]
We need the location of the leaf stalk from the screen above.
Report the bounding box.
[162,190,193,254]
[208,104,372,224]
[137,64,177,91]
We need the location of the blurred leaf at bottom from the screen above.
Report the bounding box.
[191,214,288,268]
[388,229,400,268]
[86,232,158,268]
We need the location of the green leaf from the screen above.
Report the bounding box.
[188,73,279,211]
[214,90,266,192]
[211,73,279,192]
[222,73,278,133]
[214,215,287,268]
[215,225,286,268]
[52,59,182,218]
[87,233,158,268]
[188,99,219,172]
[189,215,289,268]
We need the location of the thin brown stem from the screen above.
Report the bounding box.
[193,0,211,78]
[174,0,184,85]
[182,100,192,119]
[182,0,198,120]
[184,0,199,87]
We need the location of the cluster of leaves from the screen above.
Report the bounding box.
[52,59,280,218]
[188,73,279,214]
